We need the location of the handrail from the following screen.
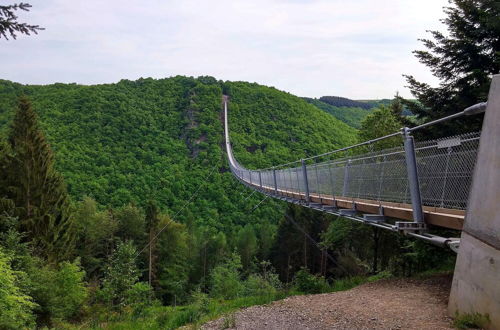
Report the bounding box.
[251,102,487,170]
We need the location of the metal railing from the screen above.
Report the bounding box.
[224,98,487,250]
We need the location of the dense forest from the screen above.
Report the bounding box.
[302,97,373,128]
[318,96,383,110]
[0,0,498,327]
[0,76,456,328]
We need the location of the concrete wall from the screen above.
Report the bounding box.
[449,74,500,329]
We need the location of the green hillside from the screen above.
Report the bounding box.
[303,97,372,128]
[0,77,357,226]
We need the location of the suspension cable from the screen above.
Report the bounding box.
[284,212,348,274]
[136,165,218,258]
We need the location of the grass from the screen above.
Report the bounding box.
[63,272,395,329]
[72,293,288,330]
[453,312,490,329]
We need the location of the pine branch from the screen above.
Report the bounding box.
[0,3,44,40]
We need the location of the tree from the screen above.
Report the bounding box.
[101,240,140,308]
[209,252,243,299]
[156,216,189,304]
[145,200,160,288]
[0,3,43,40]
[390,92,404,118]
[358,106,402,150]
[74,197,117,278]
[0,247,36,329]
[404,0,500,136]
[115,203,145,243]
[30,259,88,322]
[236,224,257,271]
[0,97,75,262]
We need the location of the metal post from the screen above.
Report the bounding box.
[342,160,351,197]
[328,163,336,199]
[403,127,424,223]
[302,159,310,203]
[258,171,262,189]
[295,169,300,195]
[273,168,278,195]
[315,164,321,201]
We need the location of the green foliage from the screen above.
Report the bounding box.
[318,96,377,110]
[0,97,75,262]
[358,105,402,150]
[100,241,140,308]
[0,246,36,329]
[453,311,490,329]
[209,252,244,300]
[125,282,155,314]
[74,197,117,278]
[29,259,87,324]
[292,267,329,294]
[303,97,372,128]
[236,224,257,271]
[115,204,145,244]
[405,0,500,136]
[0,3,44,40]
[221,311,236,329]
[156,216,189,304]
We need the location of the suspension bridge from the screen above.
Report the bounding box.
[223,96,483,251]
[224,75,500,327]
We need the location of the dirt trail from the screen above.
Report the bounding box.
[202,275,453,330]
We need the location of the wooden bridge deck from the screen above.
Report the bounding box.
[248,181,464,230]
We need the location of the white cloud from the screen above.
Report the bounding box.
[0,0,449,98]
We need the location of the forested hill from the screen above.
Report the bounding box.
[0,76,357,227]
[302,97,373,128]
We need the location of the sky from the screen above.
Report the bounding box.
[1,0,449,99]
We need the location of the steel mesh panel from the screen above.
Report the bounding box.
[415,132,480,209]
[234,131,480,211]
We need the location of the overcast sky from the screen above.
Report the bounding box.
[1,0,449,99]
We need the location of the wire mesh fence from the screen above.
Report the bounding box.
[231,131,481,211]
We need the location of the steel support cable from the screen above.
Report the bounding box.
[252,102,487,171]
[245,193,348,273]
[136,165,218,258]
[242,189,257,202]
[283,213,348,274]
[248,194,270,213]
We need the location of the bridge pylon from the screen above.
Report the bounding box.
[449,74,500,328]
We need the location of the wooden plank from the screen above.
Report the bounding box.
[250,182,464,230]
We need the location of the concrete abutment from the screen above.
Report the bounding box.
[449,74,500,329]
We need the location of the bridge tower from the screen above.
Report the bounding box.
[449,74,500,328]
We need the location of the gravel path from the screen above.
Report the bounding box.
[202,275,453,330]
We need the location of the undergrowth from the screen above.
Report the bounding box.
[453,312,490,329]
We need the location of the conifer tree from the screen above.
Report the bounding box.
[2,97,75,262]
[404,0,500,136]
[145,200,160,288]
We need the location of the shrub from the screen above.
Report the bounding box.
[126,282,155,315]
[210,252,244,299]
[100,241,140,308]
[292,268,329,294]
[453,312,490,329]
[244,274,276,297]
[244,263,282,297]
[31,259,88,322]
[0,247,36,329]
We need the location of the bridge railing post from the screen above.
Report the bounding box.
[403,127,424,223]
[273,168,278,195]
[342,159,351,197]
[258,171,262,190]
[302,159,310,204]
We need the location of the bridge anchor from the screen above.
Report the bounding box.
[449,74,500,328]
